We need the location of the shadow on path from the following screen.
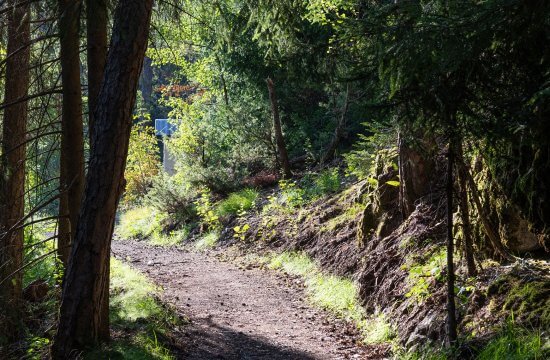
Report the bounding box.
[181,318,318,360]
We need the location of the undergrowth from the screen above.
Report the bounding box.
[117,207,190,246]
[476,318,547,360]
[216,188,259,217]
[267,251,394,345]
[117,207,167,240]
[85,258,184,359]
[149,227,190,247]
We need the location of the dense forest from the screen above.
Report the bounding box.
[0,0,548,359]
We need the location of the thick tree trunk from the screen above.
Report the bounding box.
[86,0,108,142]
[0,0,30,340]
[86,0,109,341]
[321,85,350,164]
[459,160,513,261]
[51,0,153,357]
[398,131,436,218]
[266,77,292,178]
[58,0,85,267]
[456,141,477,277]
[446,113,458,346]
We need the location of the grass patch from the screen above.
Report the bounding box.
[150,227,190,247]
[110,258,163,323]
[117,207,166,240]
[268,251,394,344]
[476,320,547,360]
[84,258,184,359]
[194,231,219,250]
[359,312,396,345]
[268,252,316,276]
[216,188,259,217]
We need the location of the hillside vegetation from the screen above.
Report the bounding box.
[1,0,548,359]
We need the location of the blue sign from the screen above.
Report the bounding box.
[155,119,178,137]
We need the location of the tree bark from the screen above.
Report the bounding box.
[86,0,108,142]
[0,0,30,341]
[456,141,477,277]
[51,0,153,357]
[58,0,85,267]
[398,131,436,218]
[139,55,154,126]
[86,0,109,341]
[266,77,292,178]
[459,160,513,261]
[321,85,350,164]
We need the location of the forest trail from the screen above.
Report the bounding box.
[112,240,382,360]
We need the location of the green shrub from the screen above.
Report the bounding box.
[301,168,341,199]
[194,189,221,230]
[314,168,341,194]
[145,172,197,224]
[23,225,62,287]
[123,122,161,207]
[117,207,166,240]
[216,188,259,217]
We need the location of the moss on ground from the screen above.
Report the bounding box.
[486,269,550,327]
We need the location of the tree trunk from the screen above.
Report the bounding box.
[266,77,292,178]
[446,112,458,346]
[456,141,477,277]
[398,131,436,218]
[459,160,513,261]
[86,0,108,142]
[0,0,30,341]
[321,85,350,164]
[58,0,85,267]
[86,0,109,341]
[139,55,154,124]
[51,0,153,357]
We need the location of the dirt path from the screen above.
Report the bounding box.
[112,240,385,360]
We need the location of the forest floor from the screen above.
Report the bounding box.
[112,240,389,360]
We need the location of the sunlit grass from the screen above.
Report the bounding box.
[359,312,396,345]
[149,227,190,247]
[267,251,394,344]
[110,258,163,322]
[83,258,183,359]
[194,231,219,250]
[476,320,547,360]
[268,252,316,276]
[116,206,166,240]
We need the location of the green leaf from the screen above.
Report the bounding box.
[385,180,400,187]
